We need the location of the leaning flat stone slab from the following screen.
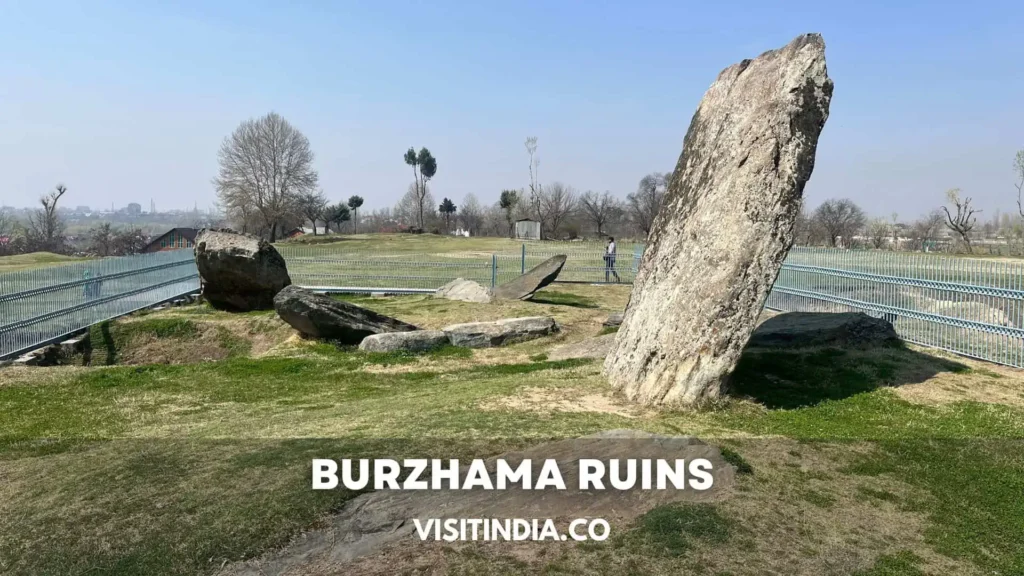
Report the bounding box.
[442,316,559,348]
[358,330,450,353]
[274,285,418,344]
[604,34,833,406]
[492,255,567,300]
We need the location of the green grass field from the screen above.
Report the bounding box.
[0,251,91,272]
[2,281,1024,575]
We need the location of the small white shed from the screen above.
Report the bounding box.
[515,219,541,240]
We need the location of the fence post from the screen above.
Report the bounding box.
[492,254,498,288]
[521,244,526,275]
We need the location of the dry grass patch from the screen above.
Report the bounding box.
[480,385,639,419]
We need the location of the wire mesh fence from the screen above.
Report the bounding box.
[769,248,1024,366]
[0,250,199,360]
[2,244,1024,369]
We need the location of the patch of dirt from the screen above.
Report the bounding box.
[327,440,976,576]
[892,347,1024,407]
[480,386,638,418]
[895,371,1024,407]
[218,431,736,576]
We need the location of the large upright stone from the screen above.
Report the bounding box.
[194,228,291,311]
[274,285,419,344]
[604,34,833,406]
[492,255,567,300]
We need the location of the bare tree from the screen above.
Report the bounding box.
[539,182,578,239]
[942,188,980,253]
[1015,149,1024,218]
[27,184,68,253]
[812,198,866,248]
[579,191,620,237]
[627,173,667,239]
[525,137,540,220]
[0,207,13,253]
[911,209,945,250]
[113,227,147,255]
[867,218,889,249]
[459,193,483,235]
[296,190,328,235]
[499,189,519,238]
[214,112,319,242]
[792,206,818,246]
[89,222,116,256]
[890,212,900,250]
[396,183,434,230]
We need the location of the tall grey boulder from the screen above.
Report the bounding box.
[604,34,833,406]
[194,228,291,311]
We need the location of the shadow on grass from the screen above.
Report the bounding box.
[728,316,969,410]
[529,290,600,309]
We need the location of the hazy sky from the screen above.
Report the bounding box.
[1,1,1022,220]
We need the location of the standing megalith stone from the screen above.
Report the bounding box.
[194,228,292,311]
[603,34,833,406]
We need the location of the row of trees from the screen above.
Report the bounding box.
[1,185,72,255]
[0,184,151,257]
[796,191,988,253]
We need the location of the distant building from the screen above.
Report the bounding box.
[515,219,541,241]
[283,227,307,239]
[143,227,198,253]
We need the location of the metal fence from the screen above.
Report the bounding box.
[2,245,1024,369]
[769,248,1024,367]
[278,243,644,292]
[0,250,199,360]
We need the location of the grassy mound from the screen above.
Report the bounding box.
[82,312,291,366]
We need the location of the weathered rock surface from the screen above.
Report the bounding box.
[194,228,291,311]
[604,34,833,406]
[218,431,734,575]
[747,312,899,349]
[549,333,617,361]
[443,316,559,348]
[603,312,624,328]
[358,330,450,353]
[433,278,493,303]
[273,286,418,344]
[492,255,567,300]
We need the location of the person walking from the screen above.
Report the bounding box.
[604,237,621,283]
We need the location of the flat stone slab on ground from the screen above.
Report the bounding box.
[358,330,450,353]
[549,333,617,361]
[603,312,624,327]
[433,278,493,303]
[443,316,559,348]
[747,312,899,349]
[274,286,418,344]
[604,34,833,407]
[492,255,567,301]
